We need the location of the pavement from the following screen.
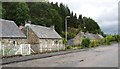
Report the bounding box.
[1,48,88,65]
[2,43,118,67]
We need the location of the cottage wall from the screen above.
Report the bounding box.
[27,28,65,53]
[39,39,64,52]
[0,39,26,56]
[26,28,40,52]
[72,32,84,46]
[0,39,26,49]
[28,28,39,44]
[30,39,65,53]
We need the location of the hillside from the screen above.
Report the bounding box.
[1,2,104,39]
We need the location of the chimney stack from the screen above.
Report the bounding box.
[28,20,31,24]
[25,20,31,28]
[50,25,55,30]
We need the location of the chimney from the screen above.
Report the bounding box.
[28,20,31,24]
[19,23,24,30]
[50,25,55,30]
[25,20,31,28]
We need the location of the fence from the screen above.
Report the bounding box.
[0,43,65,57]
[30,43,65,52]
[0,44,34,57]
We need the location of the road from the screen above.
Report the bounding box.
[3,43,118,67]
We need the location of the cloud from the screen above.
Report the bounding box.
[49,0,119,34]
[101,21,118,34]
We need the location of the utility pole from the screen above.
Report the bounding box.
[65,16,70,48]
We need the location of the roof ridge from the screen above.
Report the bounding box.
[0,19,14,23]
[30,24,52,30]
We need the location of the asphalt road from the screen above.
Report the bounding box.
[3,43,118,67]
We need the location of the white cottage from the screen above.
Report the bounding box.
[0,19,26,55]
[21,24,64,52]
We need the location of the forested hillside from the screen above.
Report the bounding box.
[1,2,104,39]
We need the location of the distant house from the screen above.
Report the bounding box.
[84,32,104,40]
[68,31,84,46]
[21,24,64,52]
[68,31,103,46]
[0,19,26,49]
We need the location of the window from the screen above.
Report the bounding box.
[13,41,17,46]
[54,41,58,44]
[13,41,15,45]
[45,40,48,47]
[52,41,54,46]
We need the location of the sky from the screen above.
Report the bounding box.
[49,0,119,34]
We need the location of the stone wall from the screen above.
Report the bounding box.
[0,27,65,56]
[1,39,27,49]
[39,39,64,52]
[21,27,65,53]
[0,39,27,56]
[72,31,84,46]
[30,39,65,53]
[28,28,39,44]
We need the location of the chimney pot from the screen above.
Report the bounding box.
[50,25,55,29]
[28,20,31,24]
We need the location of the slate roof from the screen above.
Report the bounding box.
[30,24,62,39]
[84,32,103,40]
[0,19,26,38]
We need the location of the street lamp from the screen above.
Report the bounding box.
[65,16,70,47]
[83,18,86,34]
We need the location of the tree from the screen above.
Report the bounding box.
[0,2,5,18]
[82,17,101,34]
[2,2,29,25]
[15,2,30,25]
[2,2,104,38]
[77,14,83,30]
[49,9,62,34]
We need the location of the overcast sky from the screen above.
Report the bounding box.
[49,0,119,34]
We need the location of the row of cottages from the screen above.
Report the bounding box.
[68,31,103,46]
[0,19,26,50]
[0,19,64,54]
[20,23,64,52]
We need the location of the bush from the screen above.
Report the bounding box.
[102,36,111,45]
[63,38,67,44]
[81,37,90,48]
[106,35,113,42]
[67,46,72,49]
[112,35,120,42]
[89,40,99,48]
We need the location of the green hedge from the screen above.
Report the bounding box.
[66,46,73,49]
[81,37,90,48]
[89,40,99,48]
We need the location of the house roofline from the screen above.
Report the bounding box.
[0,37,27,39]
[38,38,62,39]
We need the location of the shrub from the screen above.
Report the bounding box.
[89,40,99,48]
[81,37,90,48]
[63,38,67,44]
[112,35,120,42]
[103,37,111,45]
[106,35,113,42]
[67,46,72,49]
